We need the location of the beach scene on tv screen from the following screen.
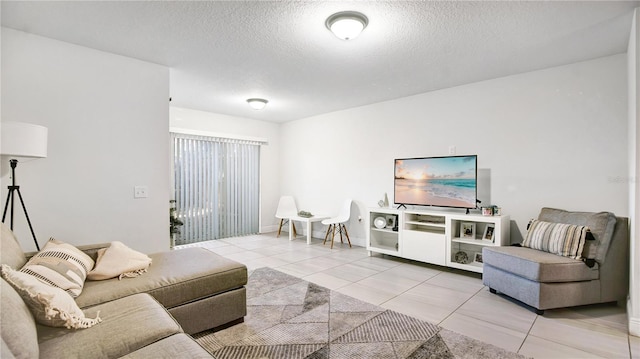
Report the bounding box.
[395,156,476,208]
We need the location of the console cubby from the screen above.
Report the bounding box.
[447,214,510,273]
[368,209,400,255]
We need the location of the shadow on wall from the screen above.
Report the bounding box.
[478,168,491,208]
[510,221,525,244]
[349,200,368,242]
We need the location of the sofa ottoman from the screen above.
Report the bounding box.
[76,246,248,334]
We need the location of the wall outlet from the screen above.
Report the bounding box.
[448,145,456,155]
[134,185,149,199]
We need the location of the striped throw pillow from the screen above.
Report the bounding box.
[522,220,589,260]
[20,238,95,297]
[2,265,101,329]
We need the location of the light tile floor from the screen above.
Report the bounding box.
[177,232,638,359]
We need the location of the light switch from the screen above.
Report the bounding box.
[134,186,149,199]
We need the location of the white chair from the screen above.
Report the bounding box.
[322,199,352,249]
[275,196,297,238]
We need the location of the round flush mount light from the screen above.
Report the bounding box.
[246,98,268,110]
[325,11,368,40]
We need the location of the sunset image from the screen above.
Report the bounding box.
[394,156,477,208]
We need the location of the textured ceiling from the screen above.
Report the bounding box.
[2,1,639,123]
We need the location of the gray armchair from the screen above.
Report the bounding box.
[482,208,629,315]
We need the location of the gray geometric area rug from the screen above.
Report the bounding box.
[193,267,527,359]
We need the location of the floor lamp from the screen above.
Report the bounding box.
[1,122,48,251]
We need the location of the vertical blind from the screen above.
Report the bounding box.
[171,133,261,245]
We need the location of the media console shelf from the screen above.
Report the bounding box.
[367,208,400,256]
[366,208,510,273]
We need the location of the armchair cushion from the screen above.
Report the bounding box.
[482,246,599,283]
[538,207,616,264]
[522,220,588,260]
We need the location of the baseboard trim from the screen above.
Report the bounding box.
[259,227,365,247]
[628,297,640,337]
[260,225,278,233]
[629,314,640,337]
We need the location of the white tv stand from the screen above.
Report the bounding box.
[367,208,510,273]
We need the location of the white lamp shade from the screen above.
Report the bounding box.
[1,122,48,159]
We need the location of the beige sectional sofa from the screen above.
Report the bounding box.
[1,223,248,358]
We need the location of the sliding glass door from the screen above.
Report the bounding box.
[171,133,260,245]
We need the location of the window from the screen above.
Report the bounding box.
[171,132,262,245]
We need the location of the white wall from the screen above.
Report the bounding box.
[1,28,170,254]
[280,54,629,247]
[627,9,640,337]
[169,107,280,234]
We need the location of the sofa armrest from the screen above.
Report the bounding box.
[598,217,629,302]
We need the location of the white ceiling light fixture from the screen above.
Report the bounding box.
[326,11,368,40]
[247,98,268,110]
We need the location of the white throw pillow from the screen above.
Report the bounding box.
[87,241,152,281]
[1,264,101,329]
[20,238,95,297]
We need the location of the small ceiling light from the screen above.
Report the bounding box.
[247,98,268,110]
[326,11,368,40]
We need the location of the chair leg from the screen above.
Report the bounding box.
[330,225,336,249]
[323,224,332,245]
[342,224,352,248]
[277,219,284,237]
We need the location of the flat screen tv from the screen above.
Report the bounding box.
[394,155,477,210]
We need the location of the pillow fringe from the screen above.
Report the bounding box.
[55,308,102,329]
[35,292,102,329]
